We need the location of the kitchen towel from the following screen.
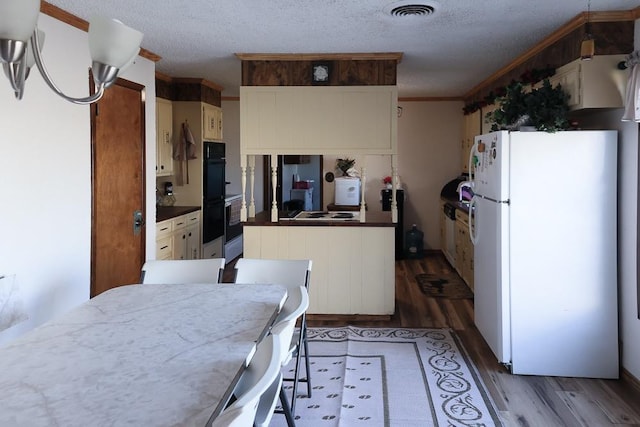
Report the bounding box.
[622,51,640,122]
[173,121,198,185]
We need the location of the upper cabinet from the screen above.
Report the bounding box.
[461,110,481,173]
[203,104,223,141]
[549,55,627,110]
[156,98,174,177]
[240,86,398,156]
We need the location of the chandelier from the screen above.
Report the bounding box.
[0,0,143,104]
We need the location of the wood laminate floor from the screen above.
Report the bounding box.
[224,253,640,427]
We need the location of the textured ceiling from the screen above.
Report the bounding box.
[46,0,638,97]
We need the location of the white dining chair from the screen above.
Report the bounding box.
[209,333,283,427]
[140,258,225,284]
[233,258,313,407]
[254,285,309,427]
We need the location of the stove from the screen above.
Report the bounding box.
[290,211,360,221]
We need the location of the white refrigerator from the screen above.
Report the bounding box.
[469,130,619,378]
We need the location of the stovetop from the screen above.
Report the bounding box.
[288,210,360,221]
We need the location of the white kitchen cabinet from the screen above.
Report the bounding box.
[549,55,627,110]
[173,211,201,260]
[202,104,223,141]
[155,211,201,260]
[455,209,473,290]
[243,225,395,315]
[240,86,397,155]
[461,110,481,172]
[156,98,174,176]
[155,219,174,259]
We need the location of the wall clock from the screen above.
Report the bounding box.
[312,62,331,85]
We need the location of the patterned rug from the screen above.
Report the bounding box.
[415,273,474,299]
[272,326,503,427]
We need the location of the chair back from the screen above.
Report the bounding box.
[210,333,283,426]
[141,259,225,284]
[252,289,307,427]
[272,286,309,345]
[234,258,312,292]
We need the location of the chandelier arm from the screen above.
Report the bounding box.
[30,29,105,105]
[3,59,26,96]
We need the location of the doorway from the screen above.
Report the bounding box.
[90,79,146,297]
[262,155,323,211]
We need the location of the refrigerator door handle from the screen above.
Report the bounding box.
[469,195,478,245]
[468,139,478,186]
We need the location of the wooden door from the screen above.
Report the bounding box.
[91,80,146,297]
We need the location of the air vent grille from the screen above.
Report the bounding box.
[390,4,436,17]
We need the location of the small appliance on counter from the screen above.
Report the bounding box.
[334,177,360,206]
[158,182,176,206]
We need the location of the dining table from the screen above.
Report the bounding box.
[0,282,287,426]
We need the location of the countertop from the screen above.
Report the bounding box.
[156,205,200,222]
[441,196,471,215]
[244,210,395,227]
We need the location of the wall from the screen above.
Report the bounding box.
[570,108,639,381]
[622,18,640,382]
[222,99,266,213]
[563,21,640,382]
[0,14,156,345]
[323,101,462,248]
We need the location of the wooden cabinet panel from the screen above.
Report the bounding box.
[548,55,626,110]
[156,211,201,260]
[202,104,223,141]
[156,98,174,176]
[240,86,397,155]
[461,110,481,173]
[455,209,474,290]
[243,225,395,315]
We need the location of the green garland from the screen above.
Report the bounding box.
[463,66,556,115]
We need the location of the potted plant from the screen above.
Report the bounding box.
[336,158,356,176]
[486,79,570,133]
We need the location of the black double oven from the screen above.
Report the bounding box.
[203,142,226,244]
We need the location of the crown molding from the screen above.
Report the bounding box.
[464,8,638,99]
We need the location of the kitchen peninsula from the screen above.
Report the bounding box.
[237,54,402,316]
[244,211,395,314]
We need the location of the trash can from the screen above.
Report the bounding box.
[405,224,424,259]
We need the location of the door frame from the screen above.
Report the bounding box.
[89,78,147,297]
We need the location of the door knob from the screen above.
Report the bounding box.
[133,210,145,236]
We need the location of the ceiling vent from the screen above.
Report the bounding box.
[388,2,436,17]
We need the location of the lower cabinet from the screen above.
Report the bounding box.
[455,209,474,290]
[243,225,395,315]
[155,211,201,260]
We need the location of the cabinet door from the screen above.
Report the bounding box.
[202,104,222,141]
[240,86,397,155]
[156,99,174,176]
[156,236,173,260]
[549,62,580,110]
[185,223,200,260]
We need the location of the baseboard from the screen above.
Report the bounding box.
[622,368,640,393]
[307,314,392,322]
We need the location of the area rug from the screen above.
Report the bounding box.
[415,273,474,299]
[272,326,502,427]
